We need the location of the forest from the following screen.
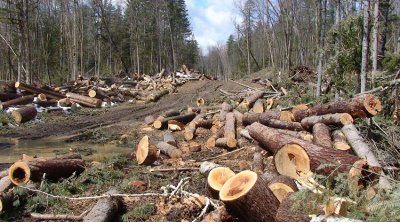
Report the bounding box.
[0,0,399,222]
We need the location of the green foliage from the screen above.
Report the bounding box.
[122,204,156,222]
[0,111,12,126]
[67,129,119,143]
[325,15,364,93]
[382,53,400,72]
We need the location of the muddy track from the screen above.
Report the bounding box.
[2,80,221,140]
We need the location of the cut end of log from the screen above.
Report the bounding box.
[153,120,162,129]
[340,113,354,125]
[274,143,311,179]
[11,111,23,124]
[196,97,205,106]
[219,170,257,201]
[207,167,235,193]
[14,82,21,88]
[268,183,296,203]
[37,93,47,101]
[88,89,97,98]
[334,141,351,151]
[206,137,216,148]
[280,111,295,122]
[266,98,274,110]
[184,131,194,141]
[8,161,31,185]
[363,94,382,116]
[136,136,159,165]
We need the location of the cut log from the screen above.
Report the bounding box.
[162,109,181,118]
[144,115,155,125]
[219,170,279,222]
[243,111,294,126]
[83,189,122,222]
[153,113,196,129]
[184,114,213,141]
[207,128,224,148]
[201,206,233,222]
[291,104,309,113]
[15,82,65,100]
[167,120,185,131]
[276,129,313,142]
[332,130,351,151]
[11,106,37,124]
[8,155,85,185]
[0,95,34,110]
[266,98,274,110]
[252,152,264,174]
[146,89,169,102]
[261,162,298,203]
[224,112,236,140]
[219,102,233,122]
[293,94,382,121]
[236,90,264,113]
[196,97,205,106]
[37,93,47,101]
[88,88,110,100]
[58,98,72,107]
[0,176,12,193]
[342,124,391,189]
[0,92,20,102]
[66,92,102,108]
[207,167,235,199]
[265,119,304,131]
[163,131,176,146]
[275,193,311,222]
[215,138,237,149]
[200,161,221,176]
[312,123,332,148]
[33,99,58,107]
[301,113,354,130]
[136,136,160,165]
[233,110,243,126]
[252,99,264,113]
[156,142,182,159]
[248,123,361,179]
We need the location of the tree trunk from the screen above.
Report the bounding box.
[275,193,311,222]
[236,91,264,113]
[243,111,294,125]
[312,123,332,148]
[136,136,160,165]
[300,113,353,130]
[83,189,123,222]
[248,123,361,178]
[156,142,182,158]
[219,170,279,222]
[371,0,380,81]
[11,106,37,124]
[153,113,196,129]
[215,138,237,150]
[360,0,371,93]
[332,130,351,151]
[8,154,85,185]
[66,92,102,108]
[252,152,264,174]
[293,94,381,121]
[207,167,235,199]
[0,93,21,102]
[163,131,176,146]
[0,95,34,110]
[252,99,264,113]
[15,82,65,100]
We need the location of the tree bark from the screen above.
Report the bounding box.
[219,170,279,222]
[11,106,37,124]
[83,189,123,222]
[301,113,353,130]
[332,130,351,151]
[312,123,332,148]
[15,82,65,100]
[293,94,381,121]
[207,167,235,199]
[153,113,196,129]
[360,0,370,93]
[243,111,294,125]
[0,95,34,110]
[156,141,182,158]
[66,92,102,108]
[0,93,21,102]
[163,131,176,146]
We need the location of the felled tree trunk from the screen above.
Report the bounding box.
[33,99,58,107]
[163,131,176,146]
[0,95,34,110]
[15,82,66,100]
[156,142,182,158]
[184,114,213,140]
[219,102,233,122]
[276,129,313,142]
[88,88,110,100]
[11,106,37,124]
[207,167,235,199]
[224,113,236,140]
[146,89,169,102]
[275,193,311,222]
[331,130,351,151]
[242,111,294,126]
[293,94,382,121]
[252,99,264,113]
[219,170,279,222]
[207,128,224,148]
[83,189,123,222]
[8,154,85,185]
[252,152,264,174]
[215,138,237,149]
[153,113,196,129]
[236,90,264,113]
[301,113,353,130]
[0,92,20,102]
[312,123,332,148]
[342,124,391,189]
[136,136,160,165]
[201,206,233,222]
[58,98,72,107]
[66,92,102,108]
[248,123,361,179]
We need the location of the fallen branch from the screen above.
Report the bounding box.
[30,210,89,221]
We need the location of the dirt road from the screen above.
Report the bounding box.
[1,80,223,140]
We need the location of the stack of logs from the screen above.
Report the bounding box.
[0,66,205,125]
[136,84,389,221]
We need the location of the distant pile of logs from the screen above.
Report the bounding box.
[134,79,390,221]
[0,65,206,125]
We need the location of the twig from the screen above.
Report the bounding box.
[169,177,190,199]
[30,209,89,221]
[192,196,210,222]
[203,146,249,161]
[371,118,389,137]
[149,167,198,172]
[230,80,259,91]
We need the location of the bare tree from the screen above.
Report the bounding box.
[360,0,370,93]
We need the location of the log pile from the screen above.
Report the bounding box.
[0,65,209,125]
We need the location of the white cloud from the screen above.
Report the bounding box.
[187,0,237,54]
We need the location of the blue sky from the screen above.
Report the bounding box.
[186,0,237,54]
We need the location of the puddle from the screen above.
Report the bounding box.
[0,136,132,164]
